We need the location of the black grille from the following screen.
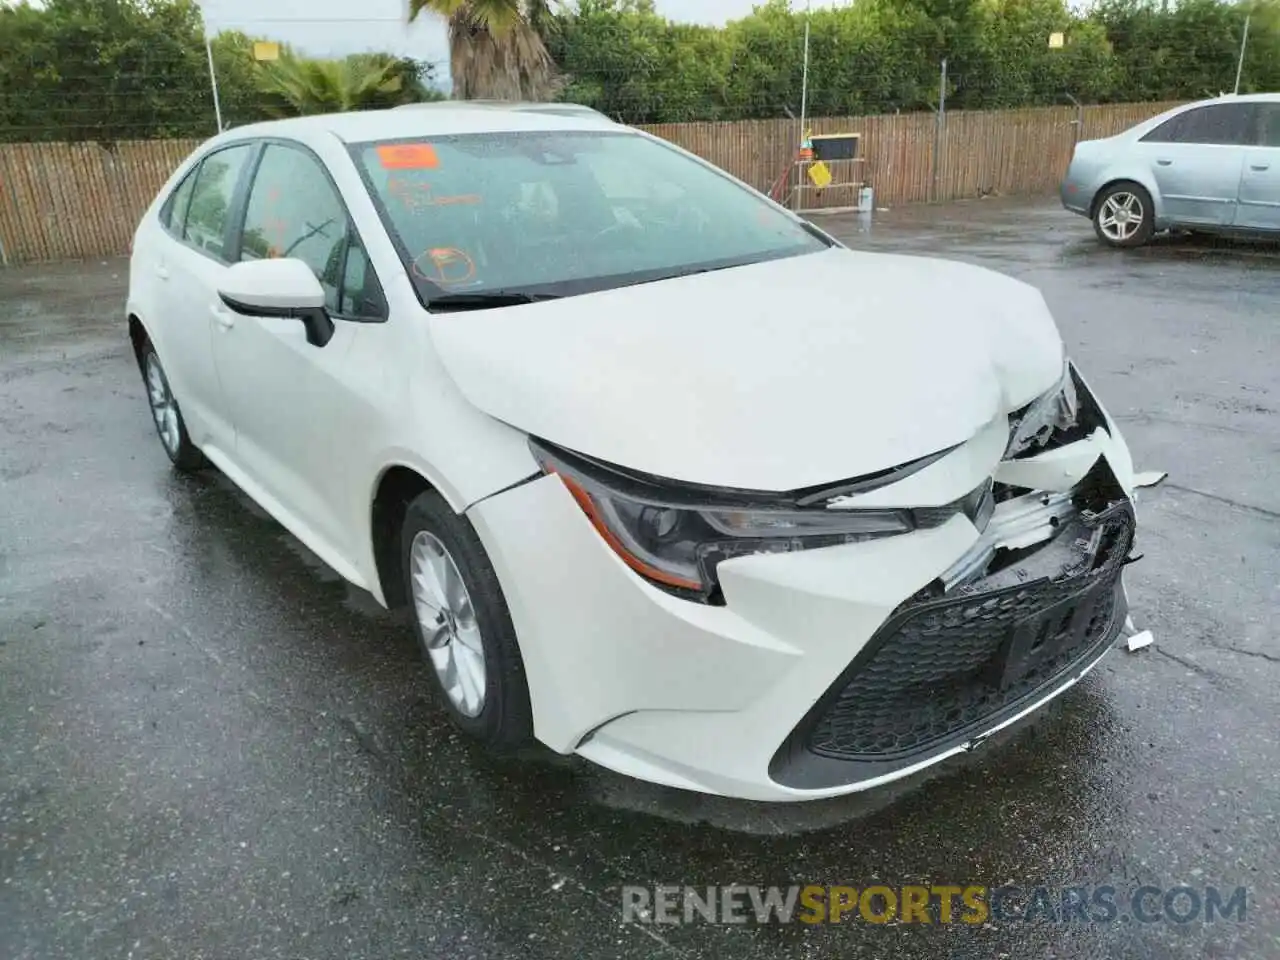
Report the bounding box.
[798,503,1134,765]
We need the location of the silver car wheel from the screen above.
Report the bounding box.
[1098,191,1144,243]
[409,531,487,718]
[144,352,181,457]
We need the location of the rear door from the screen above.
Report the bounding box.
[1235,101,1280,232]
[1136,102,1253,226]
[150,142,256,453]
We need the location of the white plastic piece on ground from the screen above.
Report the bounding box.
[1126,630,1155,652]
[1133,470,1169,489]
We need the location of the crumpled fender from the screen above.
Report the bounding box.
[996,365,1164,497]
[996,428,1111,492]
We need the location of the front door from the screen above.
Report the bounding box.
[1136,101,1253,227]
[210,141,388,563]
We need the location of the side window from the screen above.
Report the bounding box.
[1255,104,1280,147]
[1141,114,1184,144]
[240,144,352,315]
[183,145,253,260]
[1143,104,1253,146]
[339,235,387,318]
[161,168,197,233]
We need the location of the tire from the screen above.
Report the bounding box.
[140,341,204,473]
[400,489,533,747]
[1092,182,1155,248]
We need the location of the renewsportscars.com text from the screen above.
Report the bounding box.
[620,884,1248,925]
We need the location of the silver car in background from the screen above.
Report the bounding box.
[1061,93,1280,247]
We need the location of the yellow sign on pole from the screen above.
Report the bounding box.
[1048,32,1065,49]
[807,161,833,189]
[253,41,281,62]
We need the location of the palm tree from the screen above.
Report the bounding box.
[255,51,437,117]
[408,0,560,101]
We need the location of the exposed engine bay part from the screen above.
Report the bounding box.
[942,456,1134,594]
[940,489,1077,591]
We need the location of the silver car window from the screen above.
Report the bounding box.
[1142,103,1254,146]
[1255,103,1280,148]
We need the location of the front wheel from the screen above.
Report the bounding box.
[1093,183,1155,248]
[400,490,533,747]
[141,343,204,472]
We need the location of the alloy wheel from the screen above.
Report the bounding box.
[409,531,488,718]
[144,352,181,458]
[1098,191,1145,244]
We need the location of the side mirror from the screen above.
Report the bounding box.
[218,258,335,348]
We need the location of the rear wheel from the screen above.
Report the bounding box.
[1093,182,1155,248]
[141,343,204,472]
[400,490,532,747]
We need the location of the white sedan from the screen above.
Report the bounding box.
[127,104,1151,801]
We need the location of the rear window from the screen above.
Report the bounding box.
[351,130,827,304]
[1141,103,1254,146]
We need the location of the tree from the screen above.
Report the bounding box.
[0,0,218,141]
[254,50,443,117]
[407,0,559,100]
[0,0,449,141]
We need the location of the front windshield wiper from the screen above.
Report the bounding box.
[427,291,564,313]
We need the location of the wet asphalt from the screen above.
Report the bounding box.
[1,199,1278,959]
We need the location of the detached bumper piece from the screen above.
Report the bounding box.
[771,498,1135,790]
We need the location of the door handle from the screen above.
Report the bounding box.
[155,265,170,281]
[1251,163,1270,171]
[1156,159,1172,166]
[210,305,235,330]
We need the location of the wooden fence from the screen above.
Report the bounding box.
[0,101,1180,265]
[642,101,1181,208]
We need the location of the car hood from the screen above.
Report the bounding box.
[427,247,1065,491]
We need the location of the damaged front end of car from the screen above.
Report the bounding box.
[768,361,1153,789]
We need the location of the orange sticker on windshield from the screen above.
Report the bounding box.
[376,143,439,170]
[413,247,476,286]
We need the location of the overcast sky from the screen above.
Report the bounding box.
[197,0,810,71]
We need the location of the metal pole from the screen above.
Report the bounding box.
[205,33,224,133]
[793,4,811,211]
[932,58,947,202]
[1065,91,1082,144]
[1234,14,1250,95]
[799,19,811,132]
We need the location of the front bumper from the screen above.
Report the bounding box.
[466,372,1143,802]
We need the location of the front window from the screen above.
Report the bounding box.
[351,130,829,307]
[239,142,386,320]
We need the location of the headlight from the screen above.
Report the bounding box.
[1005,361,1080,459]
[531,442,912,601]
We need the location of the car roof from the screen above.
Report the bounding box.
[395,100,612,120]
[1118,92,1280,137]
[221,102,621,146]
[1181,91,1280,107]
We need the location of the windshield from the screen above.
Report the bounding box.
[351,130,830,306]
